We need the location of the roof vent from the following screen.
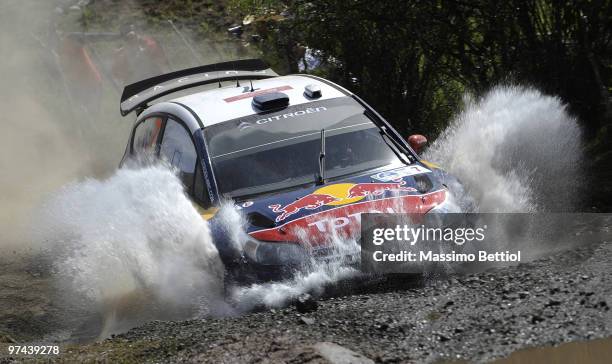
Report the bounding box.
[304,84,322,98]
[252,92,289,110]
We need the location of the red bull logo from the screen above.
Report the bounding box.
[253,189,448,245]
[269,194,340,222]
[268,180,417,222]
[347,180,416,198]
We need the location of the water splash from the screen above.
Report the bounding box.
[226,192,433,309]
[33,165,226,339]
[230,229,360,310]
[424,85,583,212]
[32,85,585,339]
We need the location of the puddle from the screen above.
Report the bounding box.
[494,337,612,364]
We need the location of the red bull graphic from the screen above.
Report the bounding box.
[347,180,417,198]
[268,180,418,223]
[269,194,340,222]
[255,189,448,247]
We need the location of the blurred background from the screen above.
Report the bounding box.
[1,0,610,219]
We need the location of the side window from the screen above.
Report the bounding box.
[194,162,212,207]
[132,117,163,154]
[160,119,198,192]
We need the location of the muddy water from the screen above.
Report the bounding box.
[494,337,612,364]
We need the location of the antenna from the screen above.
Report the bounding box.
[215,62,222,88]
[249,79,254,92]
[232,60,240,87]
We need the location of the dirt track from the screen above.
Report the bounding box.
[2,238,609,363]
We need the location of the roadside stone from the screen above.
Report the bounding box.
[0,333,16,343]
[313,342,374,364]
[299,316,315,325]
[296,293,319,313]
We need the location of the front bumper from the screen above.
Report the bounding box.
[225,238,360,284]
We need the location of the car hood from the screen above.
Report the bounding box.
[212,162,447,247]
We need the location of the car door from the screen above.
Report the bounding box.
[129,115,212,209]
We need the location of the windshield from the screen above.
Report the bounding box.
[204,97,412,198]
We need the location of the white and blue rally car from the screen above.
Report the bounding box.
[119,59,460,284]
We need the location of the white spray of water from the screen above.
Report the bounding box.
[34,163,360,329]
[231,230,360,310]
[213,200,251,253]
[226,194,422,309]
[33,85,586,337]
[234,85,586,289]
[424,85,583,212]
[206,200,360,309]
[232,264,357,309]
[420,85,585,274]
[33,165,226,337]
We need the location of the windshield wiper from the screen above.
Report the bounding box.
[316,129,326,185]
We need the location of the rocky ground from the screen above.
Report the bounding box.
[2,238,610,363]
[0,254,60,345]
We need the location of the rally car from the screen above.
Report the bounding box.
[119,59,459,285]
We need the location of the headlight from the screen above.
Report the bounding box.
[244,239,308,266]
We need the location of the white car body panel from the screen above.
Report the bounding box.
[170,75,347,127]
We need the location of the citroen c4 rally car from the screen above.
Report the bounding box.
[119,59,459,285]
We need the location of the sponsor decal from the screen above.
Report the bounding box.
[126,70,272,106]
[235,201,254,210]
[236,107,329,130]
[347,181,417,198]
[370,165,431,182]
[254,190,448,246]
[308,207,397,233]
[224,85,293,103]
[268,181,417,222]
[255,106,327,125]
[269,194,340,222]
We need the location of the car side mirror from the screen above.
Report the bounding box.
[407,134,427,153]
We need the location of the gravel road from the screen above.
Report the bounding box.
[23,238,607,364]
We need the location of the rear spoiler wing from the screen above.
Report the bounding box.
[120,58,277,116]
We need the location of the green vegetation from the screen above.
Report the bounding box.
[229,1,610,141]
[86,1,611,144]
[228,0,611,208]
[83,0,611,206]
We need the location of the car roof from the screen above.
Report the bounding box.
[169,75,348,128]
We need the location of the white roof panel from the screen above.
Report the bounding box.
[170,75,347,127]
